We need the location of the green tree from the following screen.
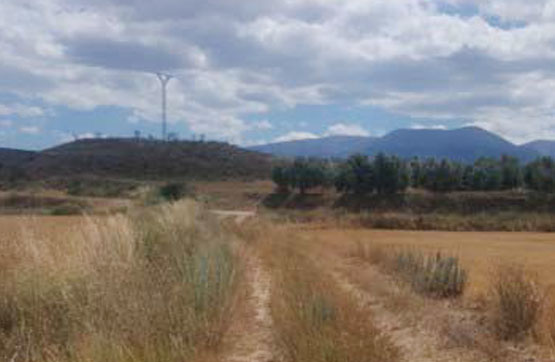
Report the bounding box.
[290,158,330,194]
[525,157,555,193]
[335,154,374,194]
[271,165,292,193]
[373,153,409,194]
[500,155,522,190]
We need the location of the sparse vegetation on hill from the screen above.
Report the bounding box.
[0,138,273,190]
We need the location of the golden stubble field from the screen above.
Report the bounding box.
[3,214,554,300]
[2,210,555,361]
[0,215,87,242]
[301,227,555,299]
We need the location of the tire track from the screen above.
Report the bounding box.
[224,249,277,362]
[331,266,495,362]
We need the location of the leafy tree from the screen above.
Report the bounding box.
[500,155,522,190]
[525,157,555,193]
[374,153,409,194]
[272,165,291,193]
[335,154,374,194]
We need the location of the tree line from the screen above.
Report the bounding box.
[272,154,555,195]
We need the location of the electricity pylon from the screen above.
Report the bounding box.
[156,73,173,141]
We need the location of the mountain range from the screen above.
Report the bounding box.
[250,127,555,162]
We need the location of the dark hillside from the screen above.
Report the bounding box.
[0,148,37,167]
[1,139,272,183]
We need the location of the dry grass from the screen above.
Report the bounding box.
[490,264,542,341]
[304,228,555,300]
[239,220,399,362]
[352,242,467,298]
[0,200,238,362]
[193,180,274,211]
[273,209,555,232]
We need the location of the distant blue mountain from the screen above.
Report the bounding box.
[251,127,543,162]
[522,140,555,158]
[249,135,377,158]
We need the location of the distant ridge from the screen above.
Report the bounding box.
[523,140,555,158]
[0,138,272,181]
[250,135,376,158]
[251,127,544,162]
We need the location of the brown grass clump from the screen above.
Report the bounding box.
[253,223,399,362]
[0,200,238,362]
[490,264,541,341]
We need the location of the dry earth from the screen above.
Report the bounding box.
[223,249,278,362]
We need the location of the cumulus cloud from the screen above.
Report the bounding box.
[325,123,370,137]
[252,120,273,130]
[411,123,448,130]
[274,131,319,143]
[0,120,13,127]
[1,0,555,144]
[0,104,45,118]
[19,126,41,135]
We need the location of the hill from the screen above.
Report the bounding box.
[250,135,376,158]
[0,148,37,167]
[0,139,273,184]
[522,140,555,158]
[252,127,541,162]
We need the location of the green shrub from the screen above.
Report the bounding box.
[49,203,85,215]
[158,182,190,201]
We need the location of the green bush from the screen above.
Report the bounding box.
[158,182,190,201]
[49,203,85,216]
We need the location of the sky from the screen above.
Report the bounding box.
[1,0,555,150]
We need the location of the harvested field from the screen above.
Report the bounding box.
[3,208,555,362]
[302,228,555,299]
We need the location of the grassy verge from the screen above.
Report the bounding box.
[239,220,399,362]
[0,200,238,362]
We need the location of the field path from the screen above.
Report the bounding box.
[328,256,547,362]
[295,231,500,362]
[216,210,278,362]
[210,210,255,224]
[223,249,277,362]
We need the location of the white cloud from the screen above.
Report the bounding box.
[0,119,13,127]
[252,120,273,130]
[274,131,319,143]
[19,126,40,135]
[410,123,447,130]
[0,104,45,118]
[325,123,370,136]
[1,0,555,143]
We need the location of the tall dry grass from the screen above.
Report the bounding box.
[0,200,237,362]
[490,264,541,341]
[240,220,399,362]
[352,242,467,298]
